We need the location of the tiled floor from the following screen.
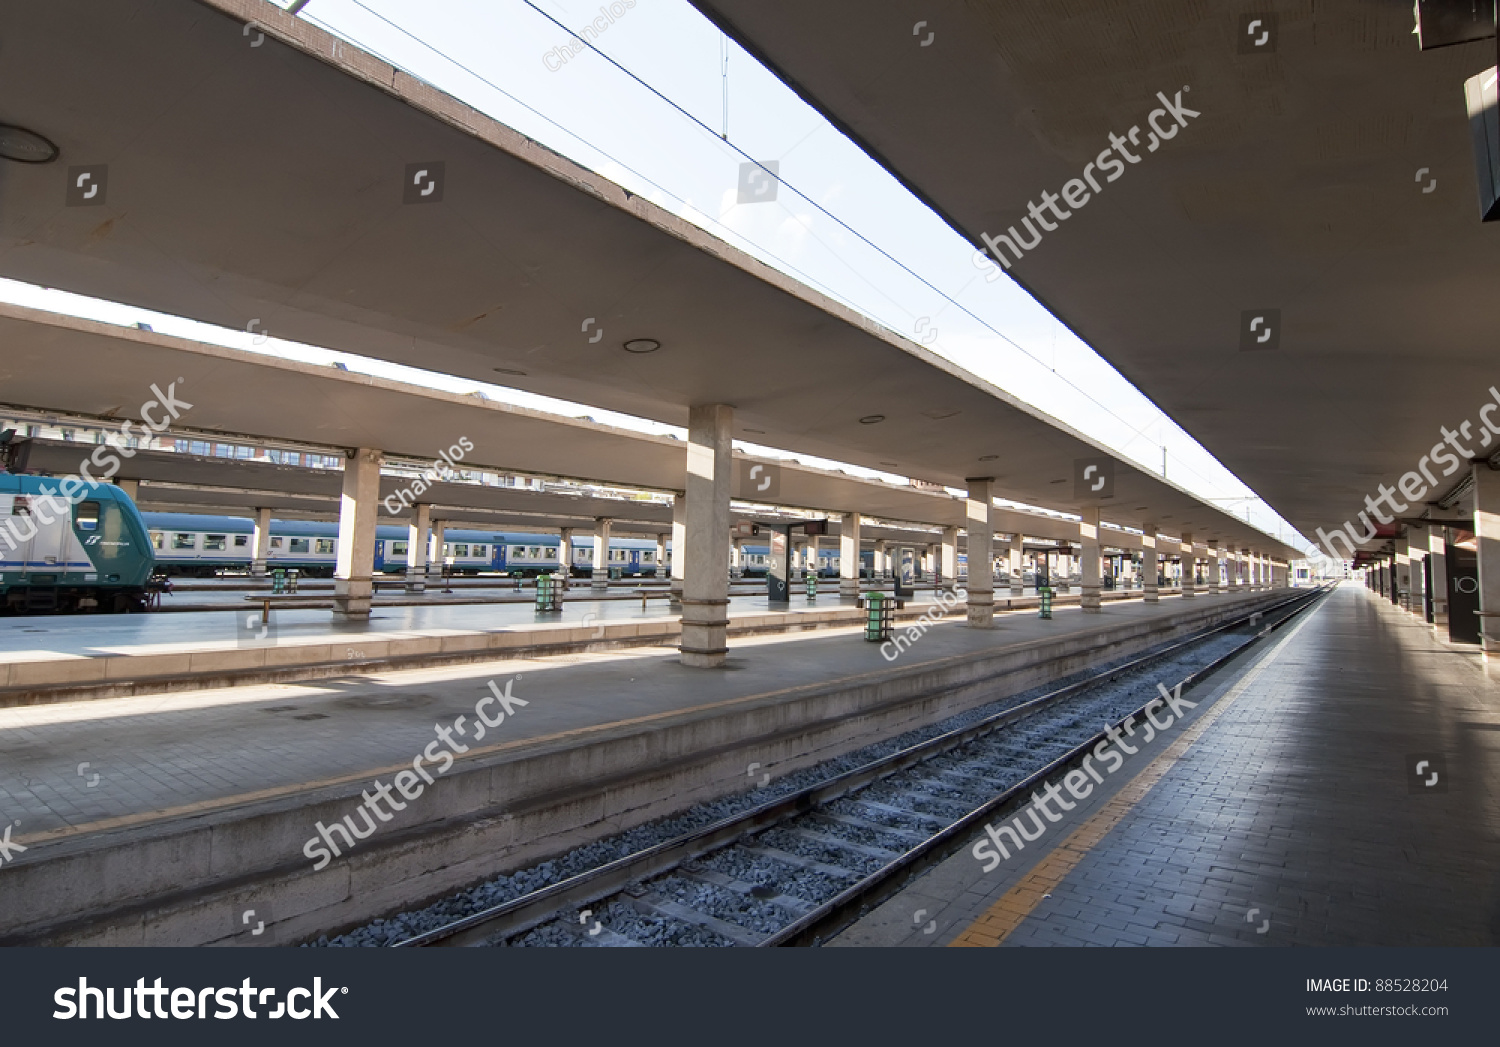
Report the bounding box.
[835,584,1500,947]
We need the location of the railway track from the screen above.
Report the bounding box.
[391,586,1329,949]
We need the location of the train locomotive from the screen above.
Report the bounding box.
[0,473,156,613]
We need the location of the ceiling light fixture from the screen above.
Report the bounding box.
[622,338,661,353]
[0,124,58,163]
[492,366,527,376]
[859,414,885,424]
[978,454,998,461]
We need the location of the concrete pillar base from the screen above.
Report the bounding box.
[966,593,995,628]
[404,570,425,593]
[251,560,268,577]
[591,570,608,591]
[333,577,373,619]
[1081,587,1101,612]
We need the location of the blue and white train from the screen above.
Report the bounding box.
[2,475,156,613]
[141,513,876,579]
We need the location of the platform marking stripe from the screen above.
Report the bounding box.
[948,602,1322,948]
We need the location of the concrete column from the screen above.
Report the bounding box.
[1007,534,1024,596]
[405,503,429,591]
[559,527,574,589]
[1208,542,1221,595]
[591,517,612,591]
[871,540,887,583]
[1408,536,1426,614]
[1079,508,1102,613]
[840,513,862,600]
[730,536,743,580]
[1394,532,1413,611]
[251,506,273,578]
[1180,533,1195,598]
[1142,526,1159,603]
[654,532,667,579]
[428,520,446,581]
[680,404,732,668]
[966,478,995,628]
[333,447,382,619]
[1474,465,1500,653]
[670,492,686,602]
[1429,527,1449,626]
[940,526,958,588]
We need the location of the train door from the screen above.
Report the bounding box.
[374,540,386,572]
[1446,544,1481,645]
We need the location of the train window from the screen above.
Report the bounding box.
[204,534,227,551]
[471,545,486,558]
[270,537,284,550]
[151,532,165,550]
[234,535,249,548]
[75,502,100,531]
[10,496,29,516]
[452,544,469,557]
[315,539,334,554]
[288,538,310,554]
[173,533,196,550]
[392,541,408,556]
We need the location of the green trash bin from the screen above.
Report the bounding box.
[270,569,286,595]
[608,565,623,581]
[535,573,563,613]
[1038,586,1053,620]
[805,570,818,601]
[864,591,892,642]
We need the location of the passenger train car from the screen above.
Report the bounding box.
[1,474,156,613]
[141,513,875,579]
[142,514,671,578]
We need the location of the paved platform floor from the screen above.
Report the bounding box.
[0,590,874,662]
[0,582,1151,664]
[833,583,1500,947]
[0,589,1259,854]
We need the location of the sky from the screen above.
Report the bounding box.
[0,0,1306,550]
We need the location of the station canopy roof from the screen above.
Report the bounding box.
[0,0,1295,557]
[686,0,1500,552]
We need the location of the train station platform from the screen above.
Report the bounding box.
[0,582,1174,705]
[834,583,1499,948]
[0,585,1279,945]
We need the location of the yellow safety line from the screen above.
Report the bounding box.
[949,605,1320,947]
